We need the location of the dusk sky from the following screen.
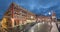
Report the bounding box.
[0,0,60,19]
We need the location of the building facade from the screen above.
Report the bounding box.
[37,11,56,22]
[2,3,36,28]
[1,3,57,29]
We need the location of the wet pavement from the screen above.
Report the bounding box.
[27,22,51,32]
[0,22,59,32]
[51,22,59,32]
[25,22,59,32]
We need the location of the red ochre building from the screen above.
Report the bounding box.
[1,3,57,29]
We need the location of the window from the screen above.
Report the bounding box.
[14,20,16,25]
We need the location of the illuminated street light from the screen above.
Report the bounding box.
[48,12,51,15]
[31,16,33,19]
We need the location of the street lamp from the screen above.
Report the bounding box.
[31,16,33,19]
[48,12,51,15]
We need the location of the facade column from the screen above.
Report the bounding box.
[11,3,14,27]
[11,18,14,27]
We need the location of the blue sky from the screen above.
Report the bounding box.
[0,0,60,19]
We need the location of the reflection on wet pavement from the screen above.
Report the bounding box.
[0,22,59,32]
[25,22,59,32]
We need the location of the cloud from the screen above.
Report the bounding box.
[0,0,60,19]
